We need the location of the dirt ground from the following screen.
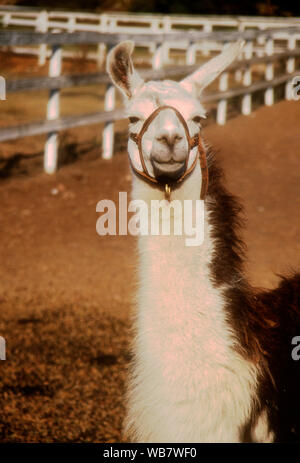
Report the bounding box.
[0,99,299,442]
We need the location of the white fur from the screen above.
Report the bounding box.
[251,410,275,443]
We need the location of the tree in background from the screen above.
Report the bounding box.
[128,0,300,16]
[6,0,300,16]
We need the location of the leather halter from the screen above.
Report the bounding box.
[128,105,208,200]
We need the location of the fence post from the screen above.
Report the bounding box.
[202,22,212,56]
[264,36,274,106]
[68,15,76,33]
[216,71,228,125]
[234,30,245,82]
[36,10,48,66]
[162,16,171,32]
[186,42,197,65]
[152,43,164,70]
[148,19,160,55]
[238,21,245,33]
[285,34,296,100]
[44,42,62,174]
[100,13,108,30]
[151,18,160,33]
[108,17,116,32]
[162,17,171,65]
[257,27,266,57]
[241,40,253,115]
[97,13,107,69]
[234,68,242,82]
[102,85,116,159]
[96,44,106,69]
[2,13,11,27]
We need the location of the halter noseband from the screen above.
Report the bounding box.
[128,105,208,200]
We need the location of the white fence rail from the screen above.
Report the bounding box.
[0,25,299,174]
[1,7,300,66]
[1,7,300,33]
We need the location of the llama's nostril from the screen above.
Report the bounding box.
[174,135,183,142]
[156,134,183,147]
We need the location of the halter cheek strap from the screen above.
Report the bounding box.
[129,105,209,200]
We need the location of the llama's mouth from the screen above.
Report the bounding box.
[151,159,185,181]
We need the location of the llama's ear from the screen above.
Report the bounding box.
[106,41,144,99]
[180,40,244,95]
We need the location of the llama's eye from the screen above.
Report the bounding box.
[129,117,140,124]
[192,116,202,124]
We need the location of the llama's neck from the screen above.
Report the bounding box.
[131,163,233,366]
[127,159,259,443]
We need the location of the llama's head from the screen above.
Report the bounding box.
[107,40,243,189]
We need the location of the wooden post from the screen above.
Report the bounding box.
[96,43,107,69]
[102,85,116,159]
[151,18,160,33]
[234,68,243,83]
[238,21,245,33]
[152,43,164,70]
[149,19,159,55]
[202,22,212,56]
[217,72,228,125]
[100,13,108,30]
[68,15,76,33]
[162,17,171,65]
[285,35,296,100]
[97,13,107,69]
[186,43,197,65]
[44,44,62,174]
[162,16,171,32]
[234,43,243,82]
[235,26,244,82]
[241,40,253,115]
[264,37,274,106]
[2,13,11,27]
[36,10,48,66]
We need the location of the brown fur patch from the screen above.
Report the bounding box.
[205,148,300,441]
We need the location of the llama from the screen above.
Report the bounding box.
[107,41,300,443]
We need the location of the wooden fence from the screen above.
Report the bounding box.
[0,26,300,173]
[1,7,300,65]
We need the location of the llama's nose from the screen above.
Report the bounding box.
[155,130,183,150]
